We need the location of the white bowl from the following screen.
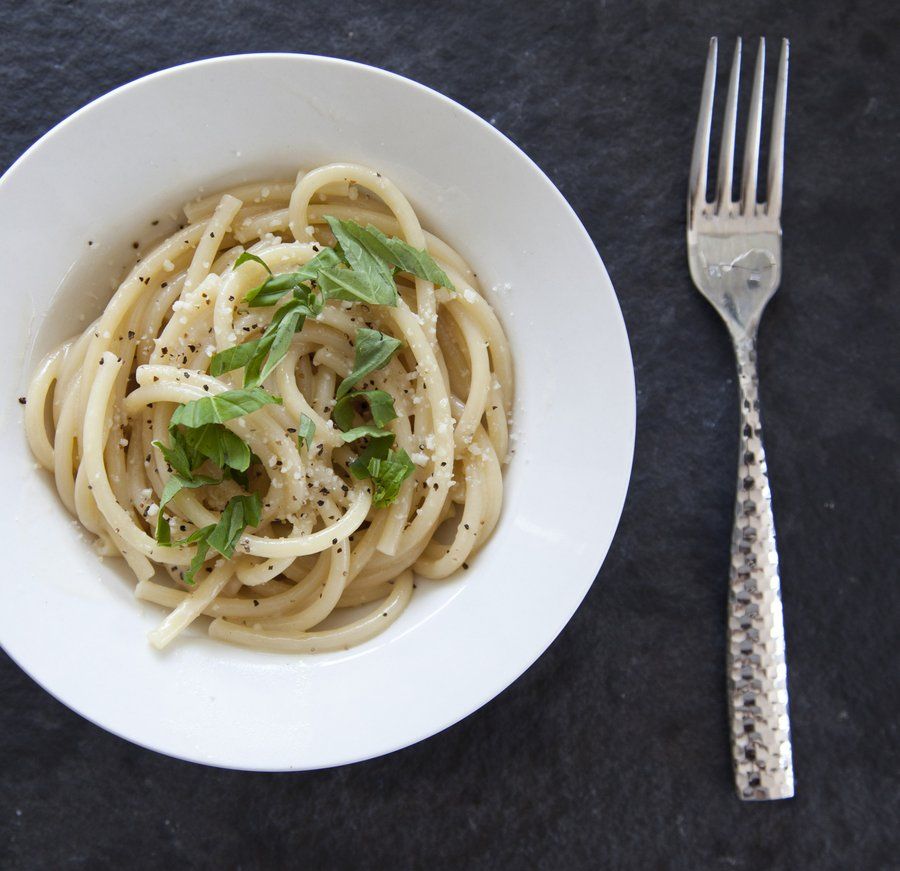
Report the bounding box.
[0,54,634,770]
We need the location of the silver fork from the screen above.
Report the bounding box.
[687,36,794,801]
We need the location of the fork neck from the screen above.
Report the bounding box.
[728,320,759,354]
[732,329,761,401]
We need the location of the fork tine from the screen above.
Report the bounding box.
[766,39,790,219]
[689,37,718,220]
[740,38,766,214]
[716,38,742,212]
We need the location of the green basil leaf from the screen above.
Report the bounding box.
[256,305,305,386]
[331,396,355,432]
[181,424,252,472]
[367,448,415,508]
[206,493,262,559]
[336,328,403,399]
[338,221,396,264]
[325,216,396,303]
[241,334,276,389]
[152,434,193,479]
[215,290,322,388]
[156,511,171,546]
[244,299,306,387]
[332,389,398,432]
[233,251,272,275]
[170,388,281,429]
[297,414,316,451]
[242,297,316,388]
[244,248,341,307]
[348,433,395,480]
[158,473,215,510]
[364,224,454,290]
[177,493,261,581]
[292,283,324,315]
[154,473,220,543]
[184,524,214,545]
[245,273,311,308]
[318,266,397,307]
[184,532,214,585]
[210,340,262,377]
[340,425,394,443]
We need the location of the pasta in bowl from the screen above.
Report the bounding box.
[25,163,513,654]
[0,53,633,769]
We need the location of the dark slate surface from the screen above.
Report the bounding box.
[1,1,898,868]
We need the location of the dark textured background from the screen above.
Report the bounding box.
[2,1,898,869]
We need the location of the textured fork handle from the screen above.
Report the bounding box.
[728,335,794,800]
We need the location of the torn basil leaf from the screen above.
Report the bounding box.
[206,492,262,559]
[169,387,281,428]
[297,414,316,451]
[332,389,398,432]
[179,493,262,584]
[233,251,273,275]
[363,224,454,290]
[318,265,397,307]
[180,423,251,473]
[154,473,220,544]
[367,448,415,508]
[324,216,396,304]
[340,424,394,443]
[336,328,402,399]
[243,247,341,307]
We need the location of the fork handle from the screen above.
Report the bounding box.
[728,334,794,800]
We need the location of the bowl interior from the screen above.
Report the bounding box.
[0,54,634,770]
